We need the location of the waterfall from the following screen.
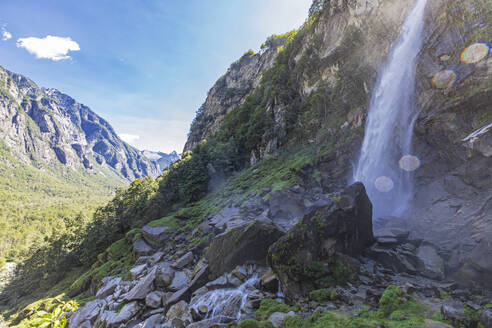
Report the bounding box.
[353,0,428,219]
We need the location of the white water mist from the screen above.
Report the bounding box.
[353,0,428,219]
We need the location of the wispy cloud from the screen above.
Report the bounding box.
[119,133,140,145]
[1,27,12,41]
[16,35,80,61]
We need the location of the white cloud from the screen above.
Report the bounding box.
[1,28,12,41]
[16,35,80,61]
[119,133,140,145]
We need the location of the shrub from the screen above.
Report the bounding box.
[255,299,291,321]
[378,285,404,317]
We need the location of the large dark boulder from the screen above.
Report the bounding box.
[205,220,285,279]
[267,182,373,299]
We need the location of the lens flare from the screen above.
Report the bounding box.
[432,69,457,89]
[399,155,421,171]
[374,176,394,193]
[460,42,490,64]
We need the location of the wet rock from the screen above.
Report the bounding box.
[268,311,296,327]
[166,300,192,325]
[232,265,248,280]
[124,268,157,301]
[172,251,194,269]
[133,240,153,257]
[69,299,105,327]
[206,275,232,290]
[205,220,284,279]
[146,291,165,308]
[188,315,235,328]
[169,270,189,291]
[416,244,445,280]
[142,224,173,248]
[96,277,121,299]
[268,183,373,299]
[155,262,176,288]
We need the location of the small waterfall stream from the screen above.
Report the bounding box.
[353,0,428,219]
[190,275,259,320]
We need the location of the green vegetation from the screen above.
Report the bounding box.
[32,300,78,328]
[239,320,274,328]
[255,299,291,321]
[309,288,338,302]
[241,286,434,328]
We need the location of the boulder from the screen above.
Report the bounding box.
[164,287,192,310]
[155,262,176,288]
[96,277,121,299]
[142,224,173,248]
[146,291,165,308]
[124,268,156,301]
[135,314,163,328]
[172,251,194,269]
[416,244,445,280]
[261,269,279,293]
[168,270,189,291]
[133,240,153,257]
[69,299,105,327]
[188,261,210,292]
[268,311,296,327]
[205,220,284,279]
[166,300,192,325]
[267,183,373,299]
[106,301,141,327]
[441,301,466,326]
[455,234,492,288]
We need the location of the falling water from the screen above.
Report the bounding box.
[353,0,428,219]
[190,275,259,320]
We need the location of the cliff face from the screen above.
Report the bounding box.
[184,39,286,151]
[183,0,492,286]
[0,66,159,180]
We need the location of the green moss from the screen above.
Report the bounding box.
[255,299,291,321]
[463,305,482,327]
[378,285,404,317]
[309,288,338,302]
[239,320,275,328]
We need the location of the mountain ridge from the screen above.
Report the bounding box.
[0,65,159,181]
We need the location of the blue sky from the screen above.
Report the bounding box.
[0,0,311,153]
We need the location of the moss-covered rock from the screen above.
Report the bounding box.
[267,182,373,299]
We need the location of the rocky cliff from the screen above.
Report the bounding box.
[0,65,159,180]
[183,0,492,287]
